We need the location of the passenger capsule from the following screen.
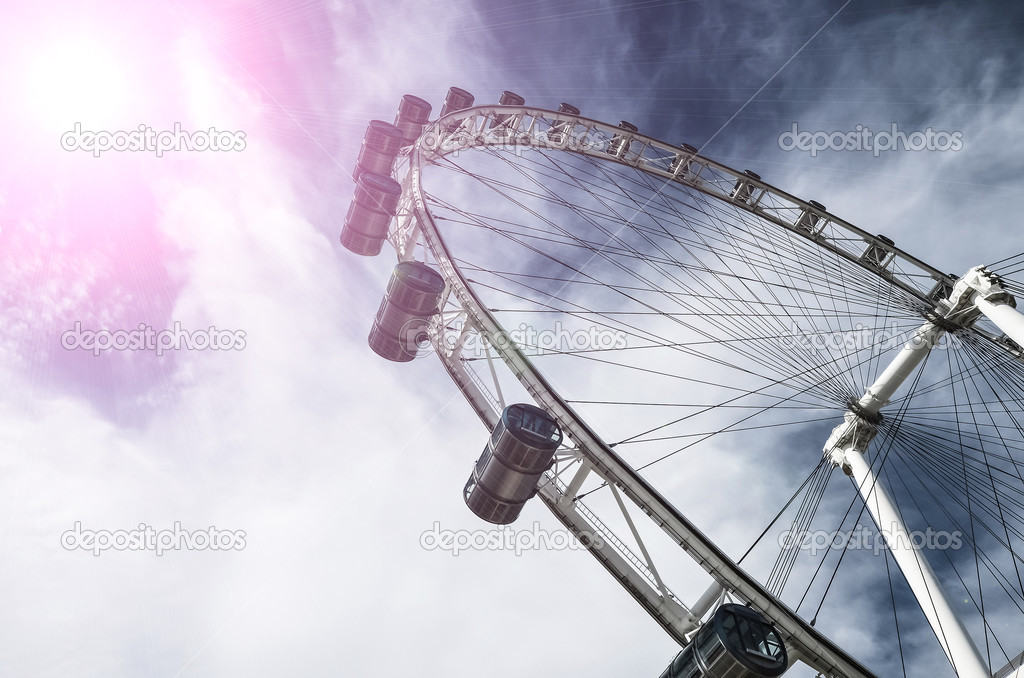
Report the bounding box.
[669,142,699,177]
[340,202,391,256]
[354,120,406,180]
[464,404,563,525]
[354,172,403,214]
[394,94,433,145]
[491,90,526,132]
[439,86,475,131]
[368,262,445,362]
[794,199,826,234]
[340,172,403,256]
[547,102,580,144]
[606,120,638,158]
[658,604,788,678]
[730,169,762,205]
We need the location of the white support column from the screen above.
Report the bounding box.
[481,340,506,410]
[843,447,989,678]
[976,296,1024,349]
[825,321,990,678]
[559,460,593,504]
[689,581,725,622]
[856,322,944,416]
[610,483,672,601]
[534,480,698,640]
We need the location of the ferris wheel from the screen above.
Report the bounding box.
[340,87,1024,678]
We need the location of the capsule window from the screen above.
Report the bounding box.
[703,604,787,676]
[723,613,784,662]
[668,646,702,678]
[490,419,506,447]
[698,624,726,664]
[475,444,492,474]
[506,405,561,445]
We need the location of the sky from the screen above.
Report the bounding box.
[1,0,1024,676]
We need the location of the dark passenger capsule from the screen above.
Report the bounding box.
[368,261,445,362]
[658,604,788,678]
[464,404,563,524]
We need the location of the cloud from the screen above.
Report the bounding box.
[3,0,1024,676]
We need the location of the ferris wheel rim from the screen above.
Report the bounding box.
[374,102,1024,678]
[415,104,1020,331]
[395,107,910,678]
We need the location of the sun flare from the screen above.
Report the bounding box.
[23,36,129,128]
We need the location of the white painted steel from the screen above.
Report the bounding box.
[403,105,880,678]
[856,323,944,416]
[388,103,1024,678]
[844,450,990,678]
[977,297,1024,349]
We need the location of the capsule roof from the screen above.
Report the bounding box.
[358,172,403,197]
[393,261,445,295]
